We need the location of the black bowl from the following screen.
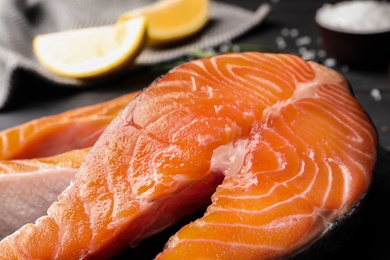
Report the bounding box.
[315,3,390,69]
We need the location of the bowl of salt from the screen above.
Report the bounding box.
[315,0,390,68]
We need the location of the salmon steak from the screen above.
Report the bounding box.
[0,52,377,259]
[0,91,139,160]
[0,91,140,239]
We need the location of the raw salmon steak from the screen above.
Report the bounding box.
[0,91,139,160]
[0,52,377,259]
[0,91,139,239]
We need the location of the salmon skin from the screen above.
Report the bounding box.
[0,52,377,259]
[0,91,140,160]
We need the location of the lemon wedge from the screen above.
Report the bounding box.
[33,17,147,79]
[118,0,210,46]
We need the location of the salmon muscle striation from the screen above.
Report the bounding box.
[0,52,377,259]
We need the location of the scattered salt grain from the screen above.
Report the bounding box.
[281,28,289,37]
[289,28,299,38]
[316,1,390,33]
[323,57,336,67]
[317,49,327,58]
[275,36,287,49]
[370,88,382,101]
[280,28,299,38]
[295,36,312,46]
[298,47,316,60]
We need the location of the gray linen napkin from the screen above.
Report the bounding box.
[0,0,271,110]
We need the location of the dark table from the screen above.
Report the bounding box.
[0,0,389,259]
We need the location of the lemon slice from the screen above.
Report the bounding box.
[118,0,210,46]
[33,17,147,79]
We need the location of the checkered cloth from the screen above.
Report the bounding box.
[0,0,271,110]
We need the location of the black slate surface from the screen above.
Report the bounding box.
[0,0,388,259]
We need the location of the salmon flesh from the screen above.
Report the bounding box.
[0,91,140,160]
[0,52,377,259]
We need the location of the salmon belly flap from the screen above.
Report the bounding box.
[0,52,377,259]
[0,91,140,240]
[0,91,140,160]
[0,148,91,239]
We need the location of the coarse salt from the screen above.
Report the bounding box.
[316,1,390,33]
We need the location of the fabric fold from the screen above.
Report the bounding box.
[0,0,271,110]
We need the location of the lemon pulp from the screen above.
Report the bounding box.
[33,17,147,79]
[118,0,210,46]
